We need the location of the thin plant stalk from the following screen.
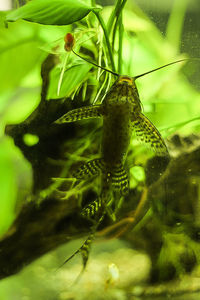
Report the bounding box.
[118,13,123,74]
[91,0,115,71]
[93,11,116,72]
[111,0,127,51]
[107,0,123,34]
[166,0,188,51]
[57,53,69,96]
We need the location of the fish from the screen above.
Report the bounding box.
[55,35,186,274]
[55,74,169,197]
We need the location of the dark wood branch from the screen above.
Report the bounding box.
[1,135,200,280]
[0,52,102,279]
[0,196,91,280]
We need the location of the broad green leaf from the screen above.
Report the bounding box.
[2,86,40,125]
[0,137,32,237]
[47,61,92,99]
[0,20,43,92]
[0,20,44,129]
[6,0,100,26]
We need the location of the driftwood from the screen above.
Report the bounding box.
[1,53,200,281]
[0,134,199,280]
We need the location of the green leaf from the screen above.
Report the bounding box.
[0,19,43,91]
[0,137,32,237]
[6,0,100,26]
[2,86,40,125]
[47,61,92,99]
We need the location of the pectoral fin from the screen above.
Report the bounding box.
[73,158,105,180]
[55,105,103,123]
[132,113,169,156]
[81,198,102,219]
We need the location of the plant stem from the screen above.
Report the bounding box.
[111,0,127,48]
[93,11,116,72]
[91,0,95,6]
[93,0,127,72]
[166,0,188,52]
[107,0,122,34]
[118,13,123,73]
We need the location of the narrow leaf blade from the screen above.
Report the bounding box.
[48,61,92,99]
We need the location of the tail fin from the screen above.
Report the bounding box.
[59,217,104,283]
[59,232,95,283]
[80,233,95,268]
[73,158,105,180]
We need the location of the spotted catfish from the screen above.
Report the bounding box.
[55,36,187,198]
[56,73,169,196]
[55,35,186,274]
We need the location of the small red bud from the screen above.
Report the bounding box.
[64,33,75,52]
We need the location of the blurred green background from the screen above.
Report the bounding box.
[0,0,200,299]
